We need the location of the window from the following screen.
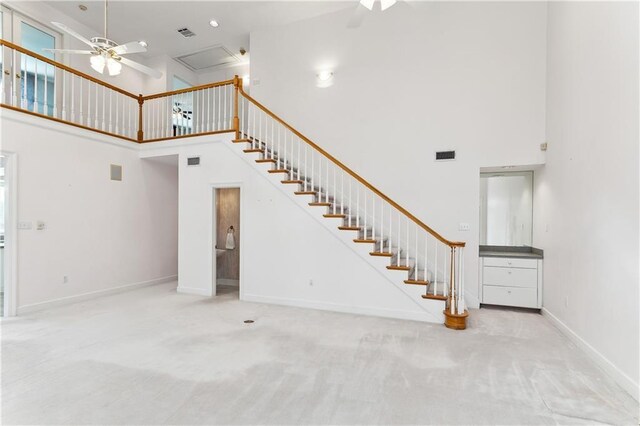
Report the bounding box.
[20,22,55,115]
[0,7,60,115]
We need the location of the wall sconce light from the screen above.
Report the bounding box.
[316,70,334,88]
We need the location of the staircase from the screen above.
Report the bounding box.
[0,37,469,328]
[234,84,469,329]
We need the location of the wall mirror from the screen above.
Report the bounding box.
[479,171,533,247]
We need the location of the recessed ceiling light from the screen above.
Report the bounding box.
[78,4,88,11]
[209,20,219,28]
[138,40,148,48]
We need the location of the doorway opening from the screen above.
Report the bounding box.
[214,187,240,298]
[1,152,16,317]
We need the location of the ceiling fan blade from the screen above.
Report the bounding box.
[109,41,147,56]
[118,56,163,79]
[347,4,368,29]
[43,48,94,55]
[51,22,98,48]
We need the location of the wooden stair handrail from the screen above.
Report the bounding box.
[238,88,465,248]
[142,79,235,101]
[0,39,139,100]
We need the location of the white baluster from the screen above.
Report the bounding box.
[33,59,38,113]
[43,64,49,116]
[12,49,18,107]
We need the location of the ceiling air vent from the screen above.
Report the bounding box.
[177,27,196,38]
[175,45,240,71]
[435,150,456,161]
[187,157,200,166]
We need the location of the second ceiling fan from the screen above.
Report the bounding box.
[45,0,162,79]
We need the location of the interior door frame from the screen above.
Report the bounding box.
[2,151,18,317]
[210,182,243,298]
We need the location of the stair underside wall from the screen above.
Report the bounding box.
[145,135,445,323]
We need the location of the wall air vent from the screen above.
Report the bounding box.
[435,150,456,161]
[110,164,122,181]
[187,157,200,166]
[177,27,196,38]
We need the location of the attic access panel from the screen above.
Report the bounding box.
[175,45,240,71]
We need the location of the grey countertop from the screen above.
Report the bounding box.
[479,245,543,259]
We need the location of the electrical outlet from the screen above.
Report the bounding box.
[458,223,470,231]
[37,221,46,231]
[309,279,313,286]
[63,276,68,284]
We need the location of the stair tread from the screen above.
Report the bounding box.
[244,148,263,153]
[404,279,430,286]
[370,252,393,257]
[387,265,412,271]
[354,239,376,244]
[256,159,277,163]
[232,138,251,143]
[295,191,316,195]
[324,214,346,218]
[338,226,361,231]
[422,294,447,301]
[282,180,304,184]
[268,169,289,174]
[309,202,331,206]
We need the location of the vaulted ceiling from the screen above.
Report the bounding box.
[42,1,354,63]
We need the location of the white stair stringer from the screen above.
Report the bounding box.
[223,138,445,324]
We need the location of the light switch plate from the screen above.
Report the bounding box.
[37,221,46,231]
[18,221,32,230]
[458,223,470,231]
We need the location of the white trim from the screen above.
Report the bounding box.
[17,275,177,315]
[542,307,639,401]
[243,293,443,324]
[177,286,212,297]
[1,151,18,317]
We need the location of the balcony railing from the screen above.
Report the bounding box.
[0,39,236,143]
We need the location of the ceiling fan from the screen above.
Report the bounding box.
[44,0,162,79]
[348,0,401,29]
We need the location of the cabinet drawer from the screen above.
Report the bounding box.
[483,285,537,308]
[483,266,537,288]
[483,257,537,269]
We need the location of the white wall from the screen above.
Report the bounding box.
[249,1,548,307]
[140,135,446,323]
[0,109,178,310]
[534,2,639,399]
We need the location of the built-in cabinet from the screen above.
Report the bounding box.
[479,256,542,309]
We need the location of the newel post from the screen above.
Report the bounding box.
[137,94,144,142]
[233,75,241,140]
[443,245,469,330]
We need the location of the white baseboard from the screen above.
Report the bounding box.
[242,293,442,324]
[177,286,213,297]
[542,307,639,401]
[18,275,178,315]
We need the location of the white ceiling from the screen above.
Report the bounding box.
[42,1,354,63]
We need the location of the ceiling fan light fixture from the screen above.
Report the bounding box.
[107,57,122,76]
[380,0,397,11]
[360,0,375,10]
[90,54,106,74]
